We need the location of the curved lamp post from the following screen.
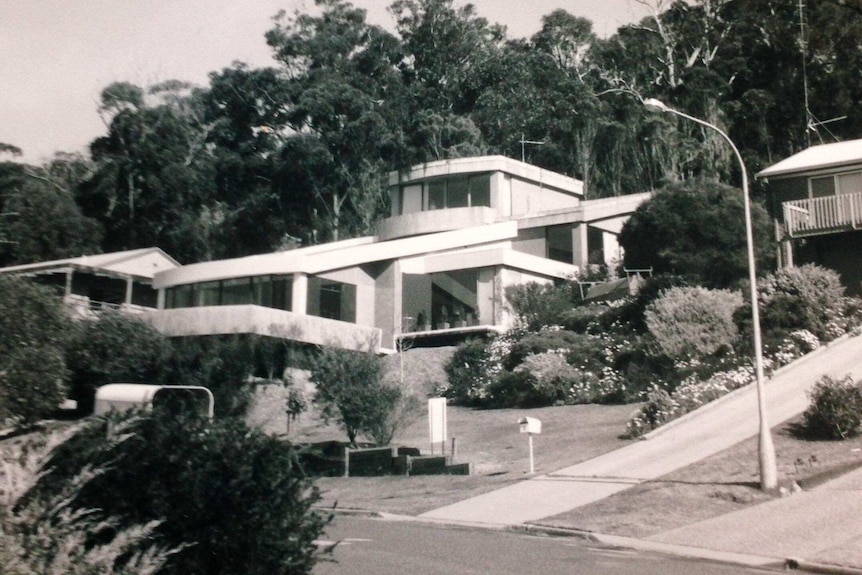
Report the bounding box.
[643,98,778,491]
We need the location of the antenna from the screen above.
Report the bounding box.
[519,133,545,163]
[799,0,844,145]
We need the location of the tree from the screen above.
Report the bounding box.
[32,412,330,575]
[65,310,169,414]
[619,179,774,289]
[0,276,72,426]
[309,345,410,445]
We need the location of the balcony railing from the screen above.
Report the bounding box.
[783,193,862,238]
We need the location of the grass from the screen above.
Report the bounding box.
[535,413,862,538]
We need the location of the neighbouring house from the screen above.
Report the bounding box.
[0,156,650,353]
[756,138,862,295]
[0,248,179,317]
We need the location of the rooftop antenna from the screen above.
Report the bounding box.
[520,133,545,163]
[799,0,845,145]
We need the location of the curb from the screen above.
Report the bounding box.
[643,333,857,441]
[325,509,862,574]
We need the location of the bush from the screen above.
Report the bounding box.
[310,345,415,445]
[66,310,169,414]
[0,276,72,426]
[645,286,744,360]
[759,264,846,341]
[33,412,330,575]
[443,338,494,405]
[803,374,862,439]
[505,281,575,330]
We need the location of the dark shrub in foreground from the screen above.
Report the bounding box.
[34,412,330,575]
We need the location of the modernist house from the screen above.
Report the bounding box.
[0,248,178,317]
[144,156,650,352]
[756,138,862,294]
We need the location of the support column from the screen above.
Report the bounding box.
[292,273,308,314]
[124,277,133,306]
[571,223,589,270]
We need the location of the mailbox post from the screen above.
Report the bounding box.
[518,417,542,474]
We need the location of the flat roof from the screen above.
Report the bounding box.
[756,139,862,179]
[0,248,179,280]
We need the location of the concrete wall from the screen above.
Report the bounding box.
[512,227,546,258]
[510,176,579,216]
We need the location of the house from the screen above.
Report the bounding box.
[0,248,179,317]
[756,138,862,294]
[144,156,650,352]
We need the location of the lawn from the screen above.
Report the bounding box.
[535,413,862,538]
[292,402,640,516]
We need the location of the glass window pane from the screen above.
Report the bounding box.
[810,176,836,198]
[837,172,862,195]
[221,278,253,305]
[197,281,221,306]
[428,180,446,210]
[470,174,491,207]
[401,184,423,214]
[448,177,469,208]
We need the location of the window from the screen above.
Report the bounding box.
[810,176,836,198]
[418,173,492,211]
[165,275,292,311]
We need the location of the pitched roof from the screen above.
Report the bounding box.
[756,138,862,179]
[0,248,180,280]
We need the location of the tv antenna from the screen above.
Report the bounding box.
[520,134,545,163]
[799,0,845,145]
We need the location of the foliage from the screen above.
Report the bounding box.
[803,374,862,440]
[759,264,847,341]
[441,338,493,405]
[0,276,72,426]
[504,281,575,331]
[32,412,330,575]
[160,335,263,418]
[65,311,170,414]
[619,179,774,289]
[645,286,744,360]
[309,345,415,445]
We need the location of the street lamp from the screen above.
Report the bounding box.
[643,98,778,492]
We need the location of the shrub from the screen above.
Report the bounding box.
[310,345,414,445]
[759,264,846,341]
[443,338,495,405]
[33,412,330,575]
[66,310,169,414]
[505,281,575,330]
[161,335,262,418]
[504,329,596,370]
[0,276,72,426]
[803,374,862,439]
[645,286,744,360]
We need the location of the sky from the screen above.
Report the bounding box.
[1,0,651,165]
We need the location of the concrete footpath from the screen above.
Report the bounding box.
[421,333,862,526]
[644,464,862,572]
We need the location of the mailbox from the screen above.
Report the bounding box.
[518,416,542,434]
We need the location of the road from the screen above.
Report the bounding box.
[314,516,772,575]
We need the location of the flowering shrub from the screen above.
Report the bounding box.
[645,286,743,360]
[625,387,680,437]
[759,264,846,341]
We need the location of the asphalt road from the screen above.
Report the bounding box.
[314,516,772,575]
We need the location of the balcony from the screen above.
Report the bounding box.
[783,193,862,238]
[377,207,497,240]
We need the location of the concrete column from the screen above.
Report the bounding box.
[124,277,133,306]
[572,223,589,269]
[64,269,73,298]
[603,232,620,266]
[292,273,308,314]
[157,288,166,310]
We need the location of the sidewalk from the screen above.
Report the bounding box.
[420,334,862,527]
[645,464,862,572]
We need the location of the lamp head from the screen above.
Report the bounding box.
[643,98,670,113]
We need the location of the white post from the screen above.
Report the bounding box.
[528,434,535,474]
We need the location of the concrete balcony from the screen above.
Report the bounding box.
[783,193,862,238]
[141,305,383,352]
[377,207,497,241]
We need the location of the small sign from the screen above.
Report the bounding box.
[428,397,448,449]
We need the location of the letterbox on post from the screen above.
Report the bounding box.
[518,416,541,474]
[518,417,542,435]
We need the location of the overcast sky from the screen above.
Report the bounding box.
[1,0,650,164]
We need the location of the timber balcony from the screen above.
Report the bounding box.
[783,193,862,238]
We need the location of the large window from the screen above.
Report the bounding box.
[399,173,492,214]
[307,277,356,322]
[809,171,862,197]
[166,275,292,311]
